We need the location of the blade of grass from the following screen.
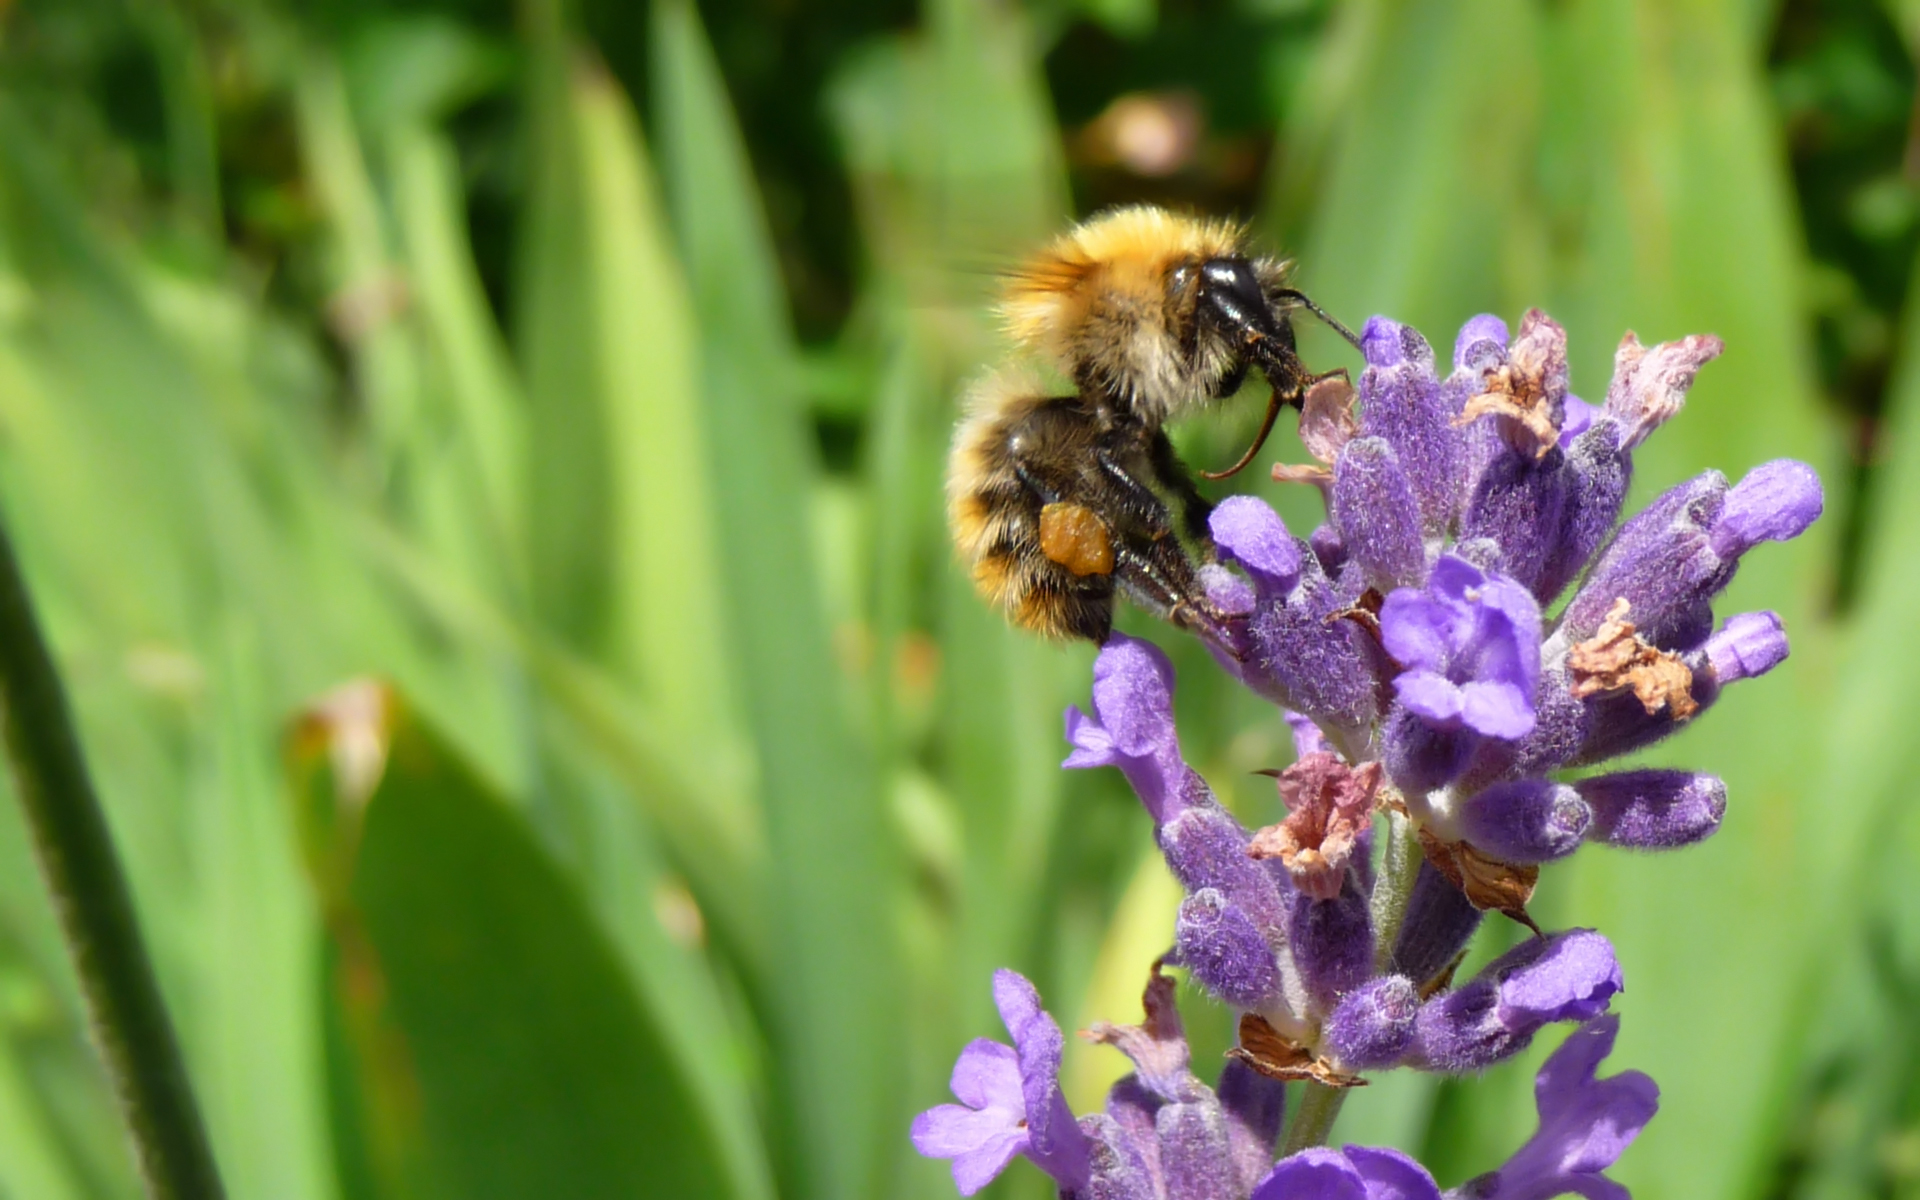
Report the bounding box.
[651,6,901,1197]
[517,25,742,769]
[386,123,527,590]
[0,501,224,1200]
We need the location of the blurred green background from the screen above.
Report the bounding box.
[0,0,1916,1197]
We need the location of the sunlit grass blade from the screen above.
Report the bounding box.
[386,122,529,593]
[651,5,902,1196]
[190,631,335,1200]
[294,57,429,484]
[517,26,742,764]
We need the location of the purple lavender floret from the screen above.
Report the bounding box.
[912,970,1091,1195]
[1451,1016,1658,1200]
[1409,930,1622,1073]
[1380,555,1542,742]
[1063,635,1199,824]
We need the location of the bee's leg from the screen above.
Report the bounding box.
[1093,445,1183,534]
[1108,541,1240,651]
[1093,438,1216,550]
[1196,382,1290,481]
[1143,430,1216,545]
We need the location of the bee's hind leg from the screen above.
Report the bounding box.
[1108,541,1245,659]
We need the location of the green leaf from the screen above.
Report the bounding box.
[346,707,744,1200]
[516,37,741,758]
[650,6,902,1197]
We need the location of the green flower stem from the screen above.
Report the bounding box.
[1280,1079,1347,1157]
[0,517,225,1200]
[1280,806,1422,1155]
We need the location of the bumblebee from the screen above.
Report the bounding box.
[947,206,1356,645]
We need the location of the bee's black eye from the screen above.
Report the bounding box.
[1197,257,1279,342]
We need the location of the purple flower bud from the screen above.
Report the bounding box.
[1391,859,1484,987]
[1155,1103,1237,1200]
[1455,1016,1657,1200]
[1710,459,1825,559]
[1074,1113,1158,1200]
[1602,330,1724,450]
[1382,704,1475,793]
[1308,524,1349,577]
[1537,420,1630,602]
[1706,610,1789,683]
[1565,460,1820,657]
[1216,1061,1286,1196]
[1575,769,1726,849]
[1571,665,1722,766]
[1363,314,1436,370]
[1453,314,1510,371]
[1198,563,1255,617]
[1332,438,1427,589]
[1561,470,1729,648]
[1324,975,1422,1069]
[1100,1077,1162,1180]
[1063,635,1196,824]
[1251,1145,1442,1200]
[913,970,1092,1194]
[1211,495,1304,598]
[1159,805,1289,939]
[1286,887,1375,1012]
[1412,930,1621,1073]
[1286,709,1331,757]
[1213,499,1378,732]
[1457,779,1593,864]
[1359,318,1467,536]
[1458,449,1570,597]
[1174,889,1282,1009]
[1558,394,1598,445]
[1381,555,1542,740]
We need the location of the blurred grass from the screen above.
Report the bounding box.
[0,0,1911,1198]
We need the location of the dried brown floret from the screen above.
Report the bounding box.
[1454,309,1570,459]
[1567,598,1699,719]
[1248,753,1383,900]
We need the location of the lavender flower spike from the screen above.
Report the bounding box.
[912,970,1091,1195]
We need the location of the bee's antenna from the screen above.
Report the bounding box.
[1275,288,1364,353]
